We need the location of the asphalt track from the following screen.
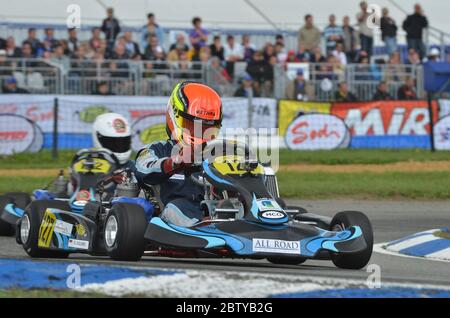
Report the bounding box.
[0,199,449,287]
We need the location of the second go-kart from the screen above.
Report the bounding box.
[0,148,125,239]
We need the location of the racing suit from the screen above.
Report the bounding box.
[134,140,204,227]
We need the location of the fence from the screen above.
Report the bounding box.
[1,57,425,101]
[1,94,449,158]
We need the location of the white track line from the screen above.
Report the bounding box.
[373,243,450,263]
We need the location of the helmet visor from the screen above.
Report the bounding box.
[180,119,220,145]
[97,133,131,153]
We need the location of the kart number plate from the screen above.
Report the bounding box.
[252,238,301,255]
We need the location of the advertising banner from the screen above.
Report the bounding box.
[278,101,332,137]
[331,101,438,149]
[285,114,350,150]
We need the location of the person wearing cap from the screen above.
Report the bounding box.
[233,73,260,97]
[2,77,29,94]
[427,47,441,62]
[285,68,315,101]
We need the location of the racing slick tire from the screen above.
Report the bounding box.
[21,200,70,259]
[104,203,147,261]
[267,257,306,266]
[0,193,31,236]
[330,211,373,270]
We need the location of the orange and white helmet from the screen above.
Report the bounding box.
[166,82,222,146]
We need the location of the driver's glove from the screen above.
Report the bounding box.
[162,144,203,175]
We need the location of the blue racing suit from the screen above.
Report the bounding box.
[134,140,204,227]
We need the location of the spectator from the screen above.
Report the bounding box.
[263,43,275,62]
[323,14,344,53]
[403,4,428,60]
[123,31,141,59]
[208,56,231,82]
[141,13,165,50]
[275,34,285,46]
[310,46,326,63]
[246,50,273,96]
[94,81,114,95]
[101,7,121,50]
[234,73,260,97]
[398,77,417,100]
[407,48,421,65]
[285,68,315,101]
[23,28,42,56]
[380,8,398,55]
[224,35,244,78]
[332,43,348,66]
[342,16,358,63]
[296,45,311,62]
[2,77,29,94]
[89,27,102,51]
[43,28,59,51]
[169,33,190,53]
[357,1,374,57]
[207,56,231,95]
[174,50,194,79]
[427,47,441,62]
[0,38,5,50]
[275,43,287,63]
[189,17,208,47]
[51,44,71,70]
[373,81,393,100]
[298,14,321,53]
[144,35,164,61]
[67,28,79,54]
[241,34,256,62]
[209,35,224,61]
[5,37,21,58]
[0,50,12,76]
[20,42,34,59]
[335,82,358,102]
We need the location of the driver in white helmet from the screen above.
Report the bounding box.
[92,113,134,168]
[34,113,135,200]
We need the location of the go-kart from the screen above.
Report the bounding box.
[136,140,374,269]
[0,149,122,237]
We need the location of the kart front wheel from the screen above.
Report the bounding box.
[330,211,373,270]
[21,200,70,259]
[267,257,306,266]
[104,203,147,261]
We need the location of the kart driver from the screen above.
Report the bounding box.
[36,112,135,199]
[135,82,223,227]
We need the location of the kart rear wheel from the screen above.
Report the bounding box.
[0,193,31,236]
[104,203,147,261]
[330,211,373,270]
[267,257,306,266]
[21,200,70,259]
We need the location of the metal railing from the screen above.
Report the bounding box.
[275,62,424,102]
[0,57,426,100]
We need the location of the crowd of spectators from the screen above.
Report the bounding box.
[0,2,448,100]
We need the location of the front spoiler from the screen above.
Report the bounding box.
[145,217,367,259]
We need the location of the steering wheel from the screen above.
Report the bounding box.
[202,139,256,163]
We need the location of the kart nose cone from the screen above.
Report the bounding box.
[105,215,118,247]
[21,214,30,243]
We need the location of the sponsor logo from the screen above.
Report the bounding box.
[256,199,282,212]
[0,131,28,141]
[252,238,301,255]
[285,114,348,150]
[68,239,89,250]
[261,211,285,219]
[73,200,88,207]
[76,190,90,201]
[0,114,37,155]
[77,105,110,123]
[113,118,127,133]
[75,224,86,237]
[54,219,74,236]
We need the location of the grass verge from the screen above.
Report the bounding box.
[2,172,450,200]
[2,149,450,169]
[0,288,106,298]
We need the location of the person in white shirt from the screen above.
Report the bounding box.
[332,43,348,66]
[224,35,244,62]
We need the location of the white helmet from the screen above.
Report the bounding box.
[92,113,131,165]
